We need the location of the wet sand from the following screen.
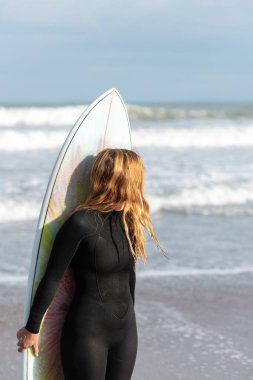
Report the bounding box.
[2,274,253,380]
[133,275,253,380]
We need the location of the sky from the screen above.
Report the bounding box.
[0,0,253,104]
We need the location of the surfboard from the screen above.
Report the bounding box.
[21,88,132,379]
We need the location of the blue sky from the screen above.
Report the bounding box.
[1,0,253,103]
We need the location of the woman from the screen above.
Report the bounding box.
[16,148,167,380]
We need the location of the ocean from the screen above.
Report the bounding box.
[0,102,253,284]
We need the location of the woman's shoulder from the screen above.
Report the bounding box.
[69,208,102,237]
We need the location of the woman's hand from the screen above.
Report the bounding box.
[16,327,39,357]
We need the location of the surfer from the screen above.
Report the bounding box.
[16,148,167,380]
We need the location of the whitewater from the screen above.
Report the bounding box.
[0,102,253,283]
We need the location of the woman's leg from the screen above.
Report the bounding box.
[105,317,138,380]
[61,329,108,380]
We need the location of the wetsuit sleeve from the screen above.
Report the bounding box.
[129,255,136,306]
[25,211,87,334]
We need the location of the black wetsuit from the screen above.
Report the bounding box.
[25,209,138,380]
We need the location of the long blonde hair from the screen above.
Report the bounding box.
[73,148,169,270]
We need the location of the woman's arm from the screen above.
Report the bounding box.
[129,255,136,306]
[25,210,88,334]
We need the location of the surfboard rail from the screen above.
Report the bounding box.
[21,88,132,379]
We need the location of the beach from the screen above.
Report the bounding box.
[3,273,253,380]
[1,102,253,379]
[134,275,253,380]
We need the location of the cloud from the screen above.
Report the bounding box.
[1,0,253,42]
[1,0,253,102]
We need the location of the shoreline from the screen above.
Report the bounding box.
[2,274,253,380]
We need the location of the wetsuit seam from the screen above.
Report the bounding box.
[109,215,120,264]
[93,212,112,304]
[94,235,104,304]
[93,213,131,320]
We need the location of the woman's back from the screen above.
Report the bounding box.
[25,208,136,334]
[70,209,135,319]
[25,208,137,380]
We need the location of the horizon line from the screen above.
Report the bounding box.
[1,99,253,107]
